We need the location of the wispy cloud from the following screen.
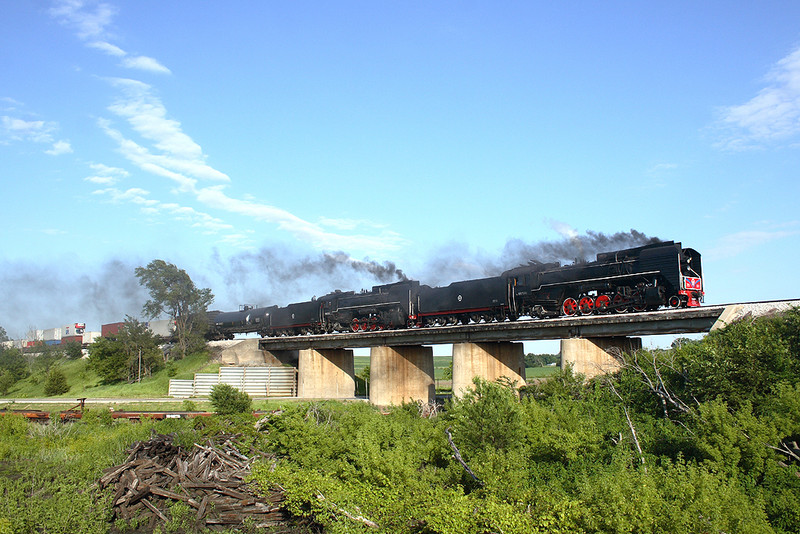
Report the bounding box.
[122,56,171,74]
[104,78,227,183]
[49,0,116,40]
[88,40,125,56]
[715,46,800,150]
[1,115,71,155]
[1,116,54,143]
[84,162,129,185]
[194,186,405,250]
[51,1,171,75]
[160,203,234,233]
[41,228,68,236]
[90,183,240,238]
[45,139,73,155]
[647,162,678,174]
[93,186,157,206]
[98,79,407,252]
[707,222,800,259]
[0,97,25,112]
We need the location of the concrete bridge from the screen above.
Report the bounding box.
[217,300,799,405]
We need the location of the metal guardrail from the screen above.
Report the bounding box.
[168,367,298,398]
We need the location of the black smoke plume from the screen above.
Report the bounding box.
[211,246,407,308]
[418,230,660,286]
[500,229,661,268]
[0,259,147,339]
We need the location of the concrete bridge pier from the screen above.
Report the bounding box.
[298,349,355,399]
[560,337,642,380]
[452,342,526,397]
[369,345,435,406]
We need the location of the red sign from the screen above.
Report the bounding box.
[684,277,702,290]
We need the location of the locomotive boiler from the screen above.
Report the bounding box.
[206,240,703,339]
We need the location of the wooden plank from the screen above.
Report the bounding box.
[141,499,168,523]
[149,486,188,503]
[196,495,210,521]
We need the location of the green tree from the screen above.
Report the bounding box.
[88,318,164,383]
[135,260,214,358]
[0,346,28,381]
[524,352,560,367]
[87,337,127,383]
[117,316,162,381]
[0,370,16,396]
[43,367,69,396]
[63,341,83,360]
[0,325,8,343]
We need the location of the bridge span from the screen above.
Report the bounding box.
[239,300,799,406]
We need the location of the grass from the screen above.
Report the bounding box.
[6,351,215,399]
[526,365,560,380]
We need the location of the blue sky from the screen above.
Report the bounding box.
[1,1,799,342]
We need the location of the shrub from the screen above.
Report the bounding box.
[43,367,69,396]
[209,383,252,415]
[0,370,16,396]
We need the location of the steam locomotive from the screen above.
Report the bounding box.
[206,240,703,339]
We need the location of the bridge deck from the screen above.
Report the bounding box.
[255,300,800,351]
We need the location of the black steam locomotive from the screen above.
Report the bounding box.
[207,240,703,339]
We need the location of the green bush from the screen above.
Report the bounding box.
[43,367,69,396]
[209,383,252,415]
[0,370,16,396]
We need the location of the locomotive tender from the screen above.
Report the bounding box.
[207,241,703,339]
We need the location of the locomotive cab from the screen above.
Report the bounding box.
[679,248,704,307]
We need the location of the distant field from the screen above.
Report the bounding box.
[527,365,559,379]
[353,355,451,376]
[355,354,559,382]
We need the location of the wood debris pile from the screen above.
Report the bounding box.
[99,433,286,530]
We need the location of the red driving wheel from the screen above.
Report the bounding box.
[562,297,579,316]
[595,294,611,313]
[579,296,595,315]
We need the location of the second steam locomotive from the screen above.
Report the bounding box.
[207,240,703,339]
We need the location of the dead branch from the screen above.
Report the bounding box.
[445,427,484,485]
[316,492,379,528]
[609,348,691,419]
[606,381,647,473]
[769,440,800,468]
